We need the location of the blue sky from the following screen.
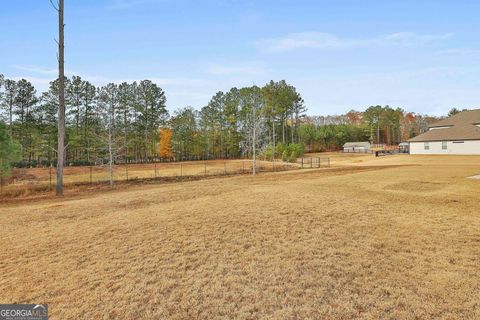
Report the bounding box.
[1,0,480,115]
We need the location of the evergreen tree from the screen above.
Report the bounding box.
[14,79,38,159]
[0,121,21,178]
[136,80,168,161]
[170,107,198,160]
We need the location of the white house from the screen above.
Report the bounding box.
[408,109,480,155]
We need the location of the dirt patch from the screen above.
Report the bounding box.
[8,170,38,183]
[384,180,445,192]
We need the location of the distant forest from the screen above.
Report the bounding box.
[0,74,446,166]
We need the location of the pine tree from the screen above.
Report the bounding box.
[1,79,17,131]
[14,79,38,160]
[0,121,21,179]
[136,80,168,161]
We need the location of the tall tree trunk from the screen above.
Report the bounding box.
[56,0,65,196]
[212,130,215,158]
[144,105,148,162]
[376,121,380,145]
[144,128,148,162]
[272,119,275,167]
[252,107,256,176]
[9,99,13,134]
[84,101,90,162]
[290,113,294,144]
[76,103,80,130]
[220,126,224,158]
[108,130,114,188]
[295,110,299,144]
[124,111,128,165]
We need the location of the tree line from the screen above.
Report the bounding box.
[167,81,306,161]
[1,73,453,173]
[298,106,443,152]
[0,76,308,167]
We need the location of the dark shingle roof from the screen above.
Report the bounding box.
[408,109,480,142]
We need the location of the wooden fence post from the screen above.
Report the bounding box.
[89,166,93,185]
[154,162,157,178]
[318,157,321,168]
[49,166,52,188]
[301,158,304,169]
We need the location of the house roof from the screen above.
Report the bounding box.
[408,109,480,142]
[343,142,371,148]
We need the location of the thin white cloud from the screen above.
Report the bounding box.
[6,65,215,111]
[9,66,477,117]
[148,77,212,86]
[11,65,113,89]
[255,31,454,52]
[11,76,52,89]
[434,48,480,56]
[11,65,58,76]
[10,65,212,88]
[107,0,158,9]
[294,66,477,116]
[207,63,267,76]
[11,65,90,79]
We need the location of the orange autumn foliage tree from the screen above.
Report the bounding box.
[158,128,173,159]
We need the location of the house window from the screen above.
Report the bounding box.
[424,142,430,150]
[442,141,447,150]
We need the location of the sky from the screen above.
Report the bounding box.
[1,0,480,116]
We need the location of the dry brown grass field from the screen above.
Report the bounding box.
[1,153,479,319]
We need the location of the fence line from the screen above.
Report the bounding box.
[298,157,331,169]
[1,157,331,195]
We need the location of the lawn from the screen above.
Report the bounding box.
[0,154,479,319]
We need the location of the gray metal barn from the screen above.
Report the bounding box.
[343,142,371,153]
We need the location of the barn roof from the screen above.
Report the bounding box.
[343,142,371,148]
[408,109,480,142]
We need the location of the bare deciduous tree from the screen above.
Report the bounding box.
[238,86,265,175]
[96,84,123,188]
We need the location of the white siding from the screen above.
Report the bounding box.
[410,140,480,155]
